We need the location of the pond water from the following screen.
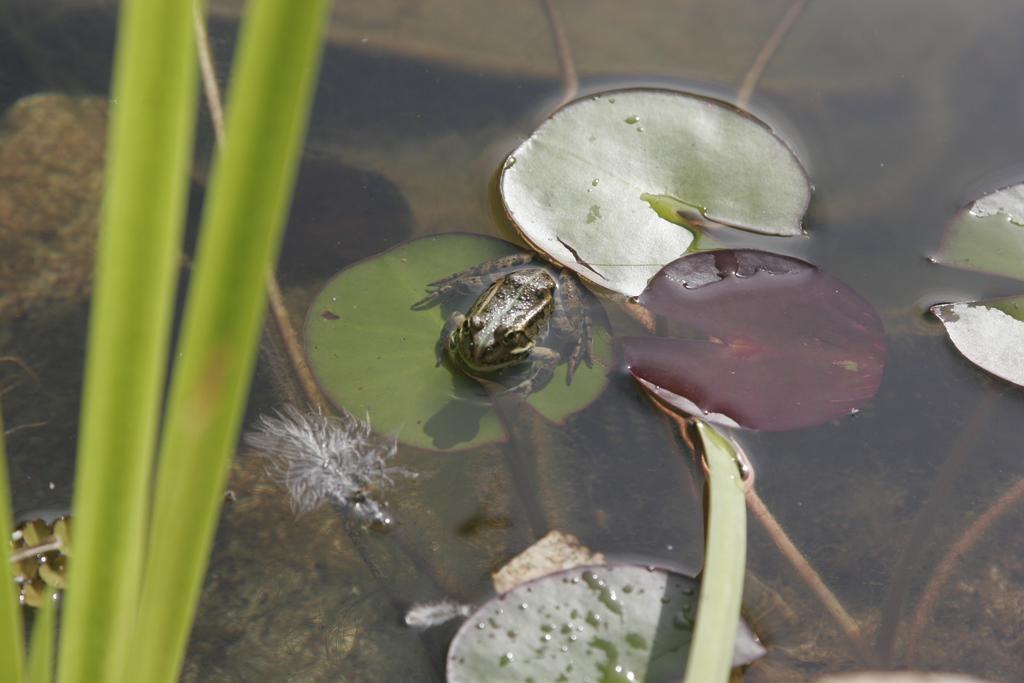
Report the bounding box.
[3,1,1024,681]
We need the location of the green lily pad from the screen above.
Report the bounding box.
[305,234,611,451]
[500,89,811,297]
[936,184,1024,281]
[446,563,765,682]
[931,295,1024,388]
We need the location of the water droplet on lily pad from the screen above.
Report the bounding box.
[446,564,764,682]
[500,89,811,296]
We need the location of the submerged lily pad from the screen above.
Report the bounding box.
[622,250,886,431]
[936,184,1024,281]
[500,89,811,297]
[446,564,764,682]
[305,234,611,450]
[931,296,1024,387]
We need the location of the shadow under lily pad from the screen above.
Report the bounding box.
[622,249,886,431]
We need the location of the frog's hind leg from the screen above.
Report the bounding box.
[552,271,594,384]
[411,252,535,309]
[412,275,493,310]
[427,253,535,287]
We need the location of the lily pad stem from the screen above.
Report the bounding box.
[745,482,876,665]
[876,392,995,660]
[906,476,1024,665]
[264,272,330,411]
[192,1,225,147]
[736,0,808,107]
[540,0,578,107]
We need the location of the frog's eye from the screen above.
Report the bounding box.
[470,316,485,331]
[492,324,508,339]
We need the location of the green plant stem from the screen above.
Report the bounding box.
[56,0,198,680]
[193,0,328,413]
[128,1,330,681]
[684,421,747,683]
[28,595,56,683]
[194,3,450,646]
[0,407,24,682]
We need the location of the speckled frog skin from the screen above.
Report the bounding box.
[413,253,592,394]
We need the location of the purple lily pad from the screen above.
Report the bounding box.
[622,249,886,431]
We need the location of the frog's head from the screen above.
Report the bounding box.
[446,268,555,376]
[452,315,536,373]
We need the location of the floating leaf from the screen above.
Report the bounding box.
[622,250,886,431]
[446,564,764,683]
[931,296,1024,387]
[305,234,611,450]
[500,89,811,296]
[815,674,996,683]
[492,530,606,594]
[935,184,1024,281]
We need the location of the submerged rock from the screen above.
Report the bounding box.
[0,93,107,318]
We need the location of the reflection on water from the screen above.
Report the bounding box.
[3,1,1024,680]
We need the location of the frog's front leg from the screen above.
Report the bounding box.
[505,347,560,395]
[412,253,535,309]
[436,312,465,366]
[551,270,593,384]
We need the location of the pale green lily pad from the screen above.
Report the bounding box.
[936,184,1024,281]
[500,89,811,297]
[931,296,1024,388]
[815,674,996,683]
[305,234,611,451]
[446,564,765,682]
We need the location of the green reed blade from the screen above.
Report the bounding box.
[0,408,24,682]
[128,2,330,681]
[684,422,747,683]
[55,1,198,681]
[27,592,55,683]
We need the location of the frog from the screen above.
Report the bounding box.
[412,252,593,395]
